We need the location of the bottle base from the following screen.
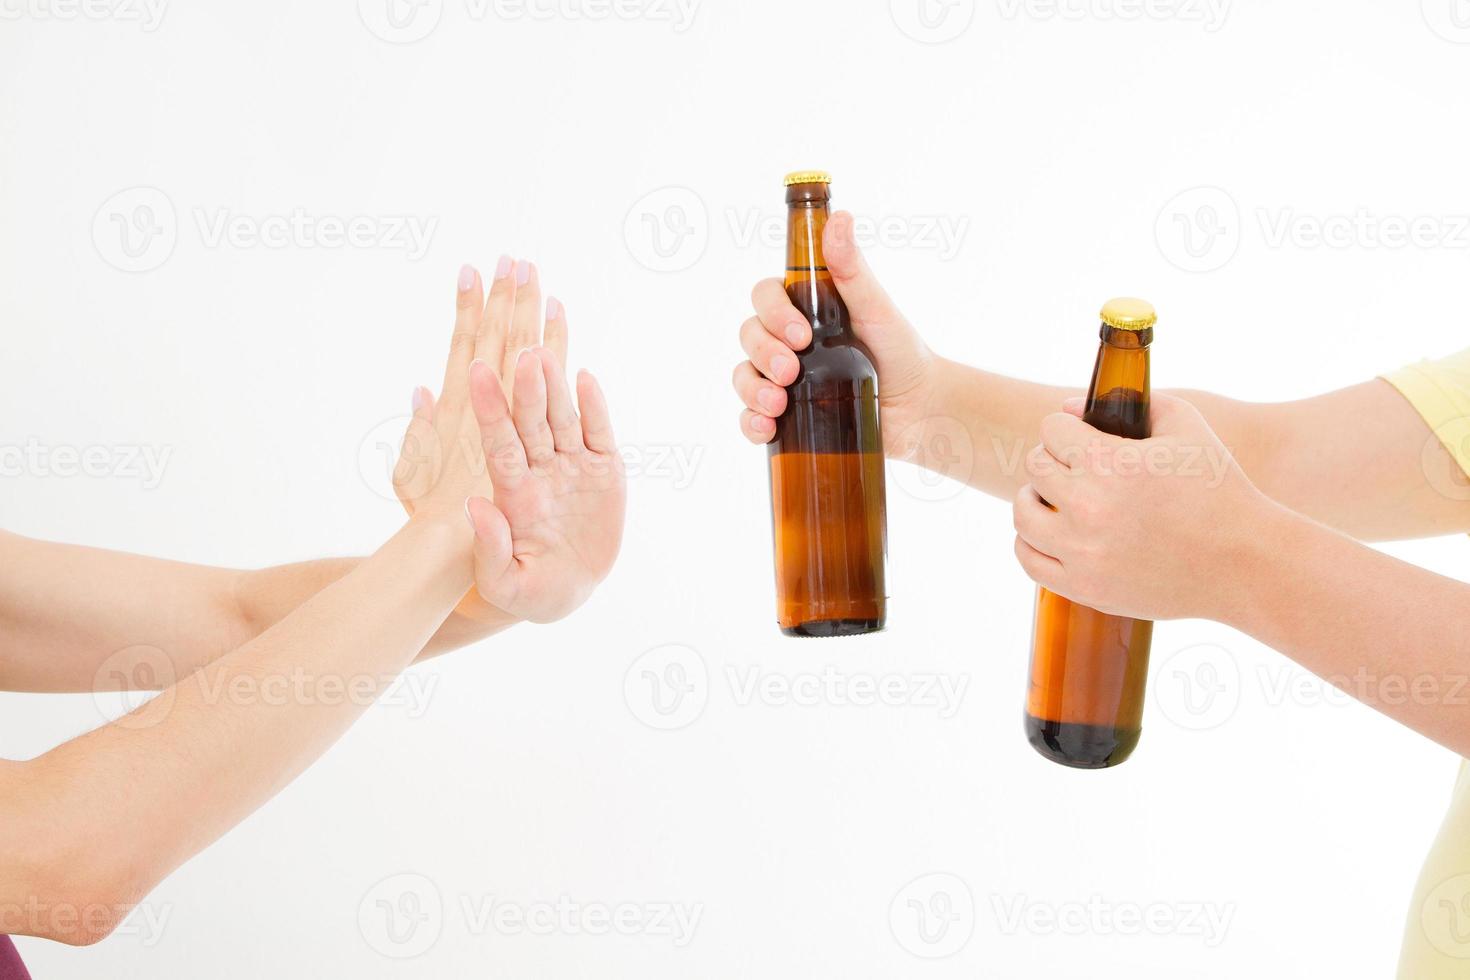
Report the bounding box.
[1024,714,1139,769]
[780,618,885,638]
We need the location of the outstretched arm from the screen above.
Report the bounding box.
[0,533,513,693]
[0,516,472,945]
[732,209,1470,541]
[0,263,624,946]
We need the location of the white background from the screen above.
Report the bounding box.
[3,0,1470,976]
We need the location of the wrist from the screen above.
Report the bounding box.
[885,354,953,463]
[1205,492,1303,628]
[393,512,475,601]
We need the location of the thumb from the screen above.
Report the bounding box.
[466,495,518,607]
[1061,396,1086,418]
[1148,392,1209,437]
[823,211,904,328]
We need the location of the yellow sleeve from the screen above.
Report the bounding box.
[1381,348,1470,479]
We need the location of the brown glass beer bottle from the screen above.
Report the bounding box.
[767,171,887,636]
[1024,297,1156,767]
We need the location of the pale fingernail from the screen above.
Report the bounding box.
[412,386,430,412]
[457,264,476,292]
[757,387,780,413]
[514,259,531,286]
[785,322,806,347]
[464,498,478,534]
[545,295,561,320]
[494,255,513,280]
[770,355,794,381]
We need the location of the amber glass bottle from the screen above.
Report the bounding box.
[1024,297,1156,768]
[767,171,887,637]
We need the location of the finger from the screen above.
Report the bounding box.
[740,408,777,444]
[1014,534,1065,592]
[467,495,519,608]
[1024,443,1076,507]
[536,346,582,453]
[1012,484,1067,559]
[394,386,440,510]
[504,260,542,382]
[739,315,799,386]
[750,277,812,351]
[543,295,568,366]
[823,211,905,328]
[577,370,616,455]
[440,264,484,406]
[1040,411,1119,473]
[470,357,528,491]
[476,254,516,380]
[732,360,787,417]
[511,348,555,466]
[1061,396,1086,418]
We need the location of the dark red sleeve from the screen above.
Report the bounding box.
[0,937,30,980]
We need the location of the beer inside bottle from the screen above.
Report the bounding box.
[767,171,887,637]
[1024,298,1156,768]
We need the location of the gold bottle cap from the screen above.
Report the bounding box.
[783,170,832,186]
[1099,297,1157,331]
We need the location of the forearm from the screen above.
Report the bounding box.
[234,561,518,664]
[913,357,1078,498]
[0,533,515,693]
[0,518,471,944]
[1219,502,1470,757]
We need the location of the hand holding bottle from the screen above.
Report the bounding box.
[733,209,938,457]
[1013,392,1265,624]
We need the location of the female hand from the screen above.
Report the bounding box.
[392,259,625,624]
[1010,393,1271,622]
[465,349,625,623]
[731,210,937,455]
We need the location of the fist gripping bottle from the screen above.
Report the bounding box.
[766,171,888,637]
[1025,298,1156,767]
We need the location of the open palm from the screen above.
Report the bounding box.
[466,350,626,623]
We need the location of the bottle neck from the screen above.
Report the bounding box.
[784,201,849,341]
[1086,325,1151,439]
[785,202,830,286]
